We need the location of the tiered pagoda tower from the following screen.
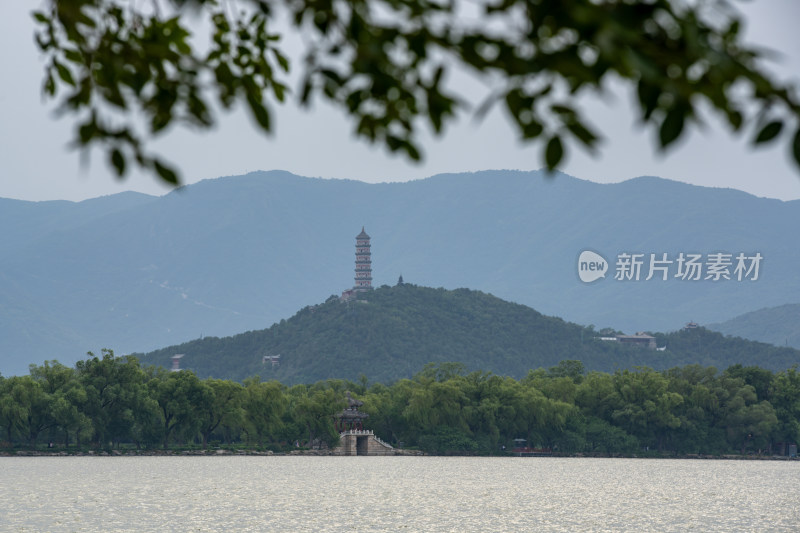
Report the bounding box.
[354,227,373,291]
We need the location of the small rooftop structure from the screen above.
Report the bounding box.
[170,354,185,372]
[335,392,369,432]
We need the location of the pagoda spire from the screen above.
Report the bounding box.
[354,227,373,290]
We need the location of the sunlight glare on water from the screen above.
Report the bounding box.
[1,456,797,532]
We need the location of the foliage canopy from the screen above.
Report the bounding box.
[34,0,800,184]
[3,353,799,456]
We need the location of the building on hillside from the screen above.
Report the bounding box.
[262,354,281,368]
[170,354,185,371]
[616,332,657,349]
[342,227,373,300]
[354,226,373,291]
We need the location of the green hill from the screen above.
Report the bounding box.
[136,285,800,383]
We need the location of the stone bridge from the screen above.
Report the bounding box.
[333,430,396,456]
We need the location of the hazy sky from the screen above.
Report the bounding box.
[3,2,800,202]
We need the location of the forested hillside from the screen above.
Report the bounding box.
[137,285,800,384]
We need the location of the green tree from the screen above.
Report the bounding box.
[664,365,723,454]
[197,379,246,448]
[417,426,479,455]
[725,364,775,403]
[575,371,623,422]
[610,368,683,451]
[403,379,470,436]
[242,377,286,447]
[287,384,343,448]
[9,375,56,448]
[770,368,800,448]
[512,382,573,447]
[29,360,74,396]
[547,360,585,382]
[362,380,415,445]
[0,377,29,445]
[76,349,150,448]
[530,374,579,404]
[33,0,800,184]
[583,416,639,454]
[148,369,211,449]
[29,361,92,447]
[720,379,777,454]
[460,373,519,452]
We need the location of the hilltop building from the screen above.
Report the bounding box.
[342,227,373,300]
[354,227,373,291]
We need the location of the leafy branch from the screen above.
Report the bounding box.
[33,0,800,184]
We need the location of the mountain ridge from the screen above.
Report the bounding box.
[708,303,800,349]
[1,169,798,375]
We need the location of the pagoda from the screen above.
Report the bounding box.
[334,392,369,432]
[353,226,373,291]
[333,392,397,456]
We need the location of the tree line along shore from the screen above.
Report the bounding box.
[1,351,798,457]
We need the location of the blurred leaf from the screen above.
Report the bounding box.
[753,120,783,145]
[110,148,126,176]
[637,87,659,121]
[273,48,289,72]
[272,81,287,102]
[545,136,564,169]
[154,160,179,185]
[64,49,83,64]
[44,73,56,96]
[659,108,685,148]
[78,121,95,144]
[247,94,271,131]
[550,105,575,117]
[566,121,598,148]
[726,108,743,131]
[793,128,800,168]
[28,0,800,185]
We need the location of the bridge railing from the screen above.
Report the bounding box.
[339,429,394,449]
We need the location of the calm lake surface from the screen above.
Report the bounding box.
[1,456,797,532]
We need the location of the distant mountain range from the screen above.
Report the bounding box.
[2,169,798,375]
[136,285,800,384]
[708,304,800,350]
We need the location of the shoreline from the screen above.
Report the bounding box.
[2,449,796,460]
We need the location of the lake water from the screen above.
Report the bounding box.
[1,456,797,532]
